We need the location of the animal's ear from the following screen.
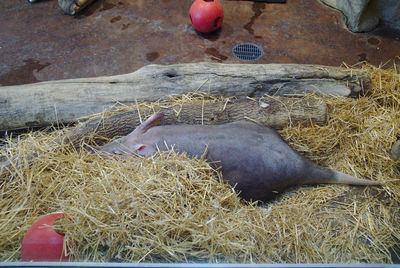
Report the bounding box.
[129,113,164,136]
[132,144,155,156]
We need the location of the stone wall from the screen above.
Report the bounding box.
[320,0,400,32]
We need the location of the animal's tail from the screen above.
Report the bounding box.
[306,164,382,186]
[331,171,382,186]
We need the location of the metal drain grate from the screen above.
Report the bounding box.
[232,43,264,61]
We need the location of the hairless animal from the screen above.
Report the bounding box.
[97,113,381,201]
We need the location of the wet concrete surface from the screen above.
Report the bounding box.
[0,0,399,86]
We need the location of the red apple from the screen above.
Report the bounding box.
[190,0,224,33]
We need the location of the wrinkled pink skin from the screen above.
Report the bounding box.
[98,113,380,201]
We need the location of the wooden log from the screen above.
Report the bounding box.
[0,63,368,131]
[62,97,327,148]
[58,0,96,15]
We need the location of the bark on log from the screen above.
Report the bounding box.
[62,97,327,148]
[0,63,368,131]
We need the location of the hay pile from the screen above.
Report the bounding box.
[0,62,399,263]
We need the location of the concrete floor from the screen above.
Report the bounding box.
[0,0,399,86]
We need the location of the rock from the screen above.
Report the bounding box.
[390,140,400,162]
[319,0,400,32]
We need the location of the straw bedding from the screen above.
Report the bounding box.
[0,62,399,263]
